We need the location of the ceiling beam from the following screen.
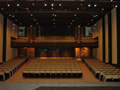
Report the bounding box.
[3,11,106,14]
[0,0,118,2]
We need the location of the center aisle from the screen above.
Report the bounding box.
[5,59,100,82]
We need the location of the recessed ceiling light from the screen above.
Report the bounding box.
[1,8,4,10]
[115,5,118,8]
[53,23,56,25]
[13,27,15,30]
[70,23,73,25]
[93,15,96,17]
[13,24,15,27]
[44,3,47,7]
[77,8,79,10]
[55,14,57,17]
[72,20,74,22]
[30,14,33,16]
[88,4,91,7]
[36,23,39,25]
[9,14,11,17]
[94,4,97,7]
[59,3,62,7]
[93,14,98,17]
[7,4,10,7]
[87,23,90,25]
[19,23,22,25]
[52,14,55,16]
[15,19,17,21]
[53,19,55,21]
[51,7,54,10]
[51,4,54,7]
[91,19,93,21]
[102,8,104,11]
[34,19,36,21]
[12,15,14,17]
[26,8,29,10]
[17,3,20,7]
[74,14,77,17]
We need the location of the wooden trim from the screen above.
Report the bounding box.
[108,12,112,64]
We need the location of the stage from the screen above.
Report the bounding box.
[0,82,120,90]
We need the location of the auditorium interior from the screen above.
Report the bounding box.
[0,0,120,90]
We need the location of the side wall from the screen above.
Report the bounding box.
[6,19,18,61]
[92,19,103,61]
[92,8,118,64]
[111,8,117,64]
[0,14,4,63]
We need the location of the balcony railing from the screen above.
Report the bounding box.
[11,36,98,48]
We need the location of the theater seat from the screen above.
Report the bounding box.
[23,58,83,78]
[0,71,5,80]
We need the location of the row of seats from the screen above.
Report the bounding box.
[80,39,98,43]
[12,37,29,43]
[12,36,98,43]
[80,37,97,43]
[0,58,27,81]
[34,36,76,43]
[81,37,93,39]
[36,57,74,60]
[35,36,75,40]
[83,58,120,82]
[23,59,83,78]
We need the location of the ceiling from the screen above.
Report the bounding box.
[0,0,119,27]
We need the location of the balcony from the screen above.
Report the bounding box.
[11,36,98,48]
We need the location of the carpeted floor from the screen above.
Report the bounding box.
[5,59,100,82]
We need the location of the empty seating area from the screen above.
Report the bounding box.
[23,58,82,78]
[83,58,120,82]
[34,36,76,43]
[12,37,30,43]
[36,57,74,60]
[0,58,27,81]
[11,36,98,44]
